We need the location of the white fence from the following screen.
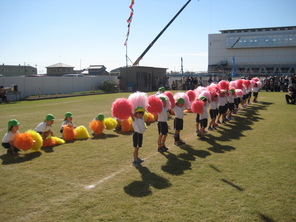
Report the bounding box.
[0,76,119,101]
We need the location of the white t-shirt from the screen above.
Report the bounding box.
[132,117,145,134]
[199,103,209,120]
[228,94,234,103]
[60,121,75,129]
[252,86,260,93]
[2,131,19,143]
[219,97,228,106]
[209,101,218,109]
[158,107,168,122]
[35,122,52,132]
[173,105,185,119]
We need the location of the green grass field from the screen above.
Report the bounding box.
[0,91,295,222]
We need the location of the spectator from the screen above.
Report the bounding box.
[0,86,8,103]
[286,85,296,104]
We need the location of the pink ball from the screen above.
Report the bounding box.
[191,99,204,114]
[164,91,175,109]
[219,80,229,91]
[236,79,244,89]
[147,95,163,114]
[111,98,132,120]
[186,90,196,102]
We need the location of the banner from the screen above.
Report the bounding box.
[231,56,236,78]
[124,0,135,46]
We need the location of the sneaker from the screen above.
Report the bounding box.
[158,147,165,152]
[132,160,142,168]
[13,147,21,152]
[214,123,219,127]
[197,132,201,137]
[162,145,169,151]
[174,141,182,146]
[7,149,14,155]
[217,120,221,124]
[137,158,144,163]
[200,136,207,140]
[212,126,217,130]
[179,140,185,145]
[208,126,213,131]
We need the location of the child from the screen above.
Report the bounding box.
[155,87,165,95]
[131,106,146,168]
[226,89,235,120]
[208,94,218,130]
[217,90,228,124]
[2,119,20,154]
[157,96,169,152]
[173,97,186,146]
[60,112,76,133]
[35,114,55,140]
[198,96,209,140]
[252,82,260,103]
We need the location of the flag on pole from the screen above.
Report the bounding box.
[124,0,135,46]
[231,56,236,78]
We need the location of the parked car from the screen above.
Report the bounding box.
[0,74,3,77]
[62,74,85,77]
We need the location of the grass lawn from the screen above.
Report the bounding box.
[0,91,295,222]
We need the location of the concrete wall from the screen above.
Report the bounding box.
[0,76,119,101]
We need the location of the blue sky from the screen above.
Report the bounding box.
[0,0,295,74]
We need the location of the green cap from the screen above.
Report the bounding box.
[160,96,168,102]
[8,119,20,132]
[46,114,55,121]
[135,106,145,113]
[65,112,73,118]
[177,97,185,104]
[158,87,165,92]
[230,89,235,93]
[97,113,105,121]
[200,96,207,101]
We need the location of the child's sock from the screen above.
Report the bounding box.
[174,133,179,142]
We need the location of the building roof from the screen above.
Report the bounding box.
[46,63,74,68]
[87,65,106,70]
[219,26,296,34]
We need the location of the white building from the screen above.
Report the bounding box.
[208,26,296,76]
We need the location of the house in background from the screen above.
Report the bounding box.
[46,63,74,76]
[0,64,37,76]
[81,65,108,76]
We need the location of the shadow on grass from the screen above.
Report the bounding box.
[205,102,272,153]
[124,166,171,197]
[209,164,221,172]
[0,151,42,165]
[221,178,244,191]
[160,151,192,175]
[178,144,212,161]
[91,133,119,140]
[42,144,64,153]
[258,213,275,222]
